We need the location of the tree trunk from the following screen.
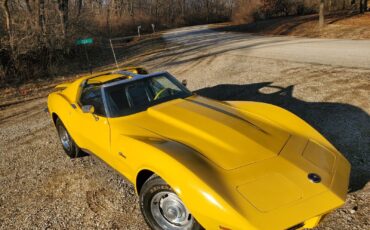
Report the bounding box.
[2,0,13,50]
[205,0,210,23]
[57,0,69,38]
[76,0,82,17]
[1,0,16,76]
[155,0,159,24]
[362,0,368,12]
[181,0,185,17]
[25,0,33,14]
[129,0,136,26]
[39,0,46,36]
[106,4,111,36]
[319,0,325,27]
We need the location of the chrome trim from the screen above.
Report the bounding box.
[150,192,194,229]
[101,86,111,117]
[58,125,72,151]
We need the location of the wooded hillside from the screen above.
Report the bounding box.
[0,0,367,86]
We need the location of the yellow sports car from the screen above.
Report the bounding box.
[47,67,350,230]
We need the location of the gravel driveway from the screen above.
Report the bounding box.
[0,26,369,229]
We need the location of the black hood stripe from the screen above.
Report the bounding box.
[185,98,269,135]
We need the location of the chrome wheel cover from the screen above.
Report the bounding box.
[58,125,71,151]
[150,191,194,229]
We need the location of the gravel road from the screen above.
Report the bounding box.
[163,25,370,69]
[0,25,369,229]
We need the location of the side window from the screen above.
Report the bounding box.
[80,86,106,116]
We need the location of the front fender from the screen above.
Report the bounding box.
[114,133,256,230]
[47,92,73,127]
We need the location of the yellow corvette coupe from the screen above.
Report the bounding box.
[47,67,350,230]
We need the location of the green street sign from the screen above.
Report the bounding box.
[76,38,93,45]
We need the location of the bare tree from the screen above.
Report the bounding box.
[361,0,368,12]
[76,0,83,16]
[106,1,111,35]
[25,0,33,14]
[1,0,13,49]
[56,0,69,38]
[39,0,46,36]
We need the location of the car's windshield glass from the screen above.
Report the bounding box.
[104,73,191,117]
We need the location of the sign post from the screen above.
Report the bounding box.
[137,26,142,38]
[76,38,94,74]
[109,39,119,71]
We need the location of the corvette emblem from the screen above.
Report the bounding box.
[308,173,321,183]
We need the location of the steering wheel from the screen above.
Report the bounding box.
[154,88,172,100]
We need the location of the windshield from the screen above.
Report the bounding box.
[104,73,192,117]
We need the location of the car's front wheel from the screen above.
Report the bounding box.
[140,175,202,230]
[56,118,81,158]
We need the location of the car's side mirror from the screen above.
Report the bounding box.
[182,79,187,87]
[81,105,95,114]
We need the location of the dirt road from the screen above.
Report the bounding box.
[164,25,370,69]
[0,25,369,229]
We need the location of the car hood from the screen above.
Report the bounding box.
[112,95,290,170]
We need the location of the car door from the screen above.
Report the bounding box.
[69,85,111,159]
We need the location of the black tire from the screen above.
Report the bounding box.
[55,118,81,158]
[139,175,203,230]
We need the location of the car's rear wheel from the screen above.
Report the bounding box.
[140,175,202,230]
[56,118,81,158]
